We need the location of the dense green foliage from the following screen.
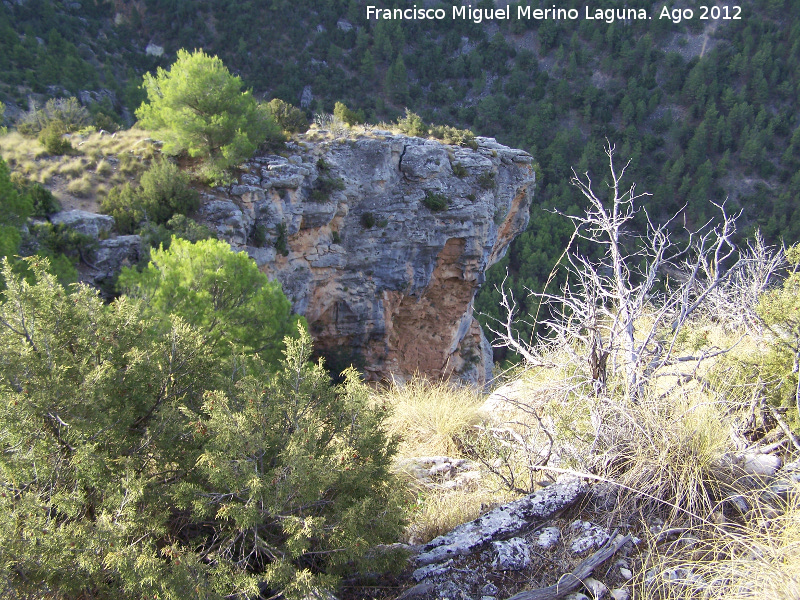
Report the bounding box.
[1,157,76,285]
[333,101,364,126]
[0,157,32,263]
[119,237,302,363]
[756,245,800,429]
[38,121,73,154]
[100,159,199,234]
[422,190,449,212]
[0,252,404,599]
[136,49,281,183]
[267,98,309,134]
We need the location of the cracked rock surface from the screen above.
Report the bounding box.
[198,131,535,384]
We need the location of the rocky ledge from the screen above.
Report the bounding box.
[199,131,535,384]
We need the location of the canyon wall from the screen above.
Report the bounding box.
[199,130,535,384]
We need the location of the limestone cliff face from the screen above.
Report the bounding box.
[198,130,534,384]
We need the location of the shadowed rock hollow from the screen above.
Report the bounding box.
[199,130,535,384]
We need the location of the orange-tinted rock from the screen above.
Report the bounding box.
[199,131,534,384]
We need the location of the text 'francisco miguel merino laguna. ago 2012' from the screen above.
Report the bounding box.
[366,4,743,24]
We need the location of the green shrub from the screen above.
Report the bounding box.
[10,177,60,217]
[333,101,364,126]
[275,221,289,256]
[100,183,142,234]
[100,161,199,233]
[38,122,73,155]
[185,326,406,598]
[422,190,449,212]
[477,171,496,190]
[429,124,478,149]
[756,244,800,431]
[250,223,268,247]
[361,212,376,228]
[267,98,309,133]
[396,109,428,137]
[396,111,477,149]
[18,97,91,136]
[451,162,468,178]
[139,215,214,253]
[0,158,33,265]
[2,258,402,600]
[137,158,200,224]
[31,222,97,263]
[136,50,282,184]
[310,174,346,202]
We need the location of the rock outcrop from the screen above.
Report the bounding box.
[200,130,535,384]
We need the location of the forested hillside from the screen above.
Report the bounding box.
[2,0,800,355]
[3,4,800,599]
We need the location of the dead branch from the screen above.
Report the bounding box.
[504,530,632,600]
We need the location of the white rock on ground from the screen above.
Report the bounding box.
[415,477,587,567]
[535,526,561,549]
[411,559,454,582]
[50,210,114,238]
[491,537,531,570]
[739,452,782,476]
[610,589,630,600]
[569,520,610,554]
[583,577,608,599]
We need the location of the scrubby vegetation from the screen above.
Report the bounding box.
[100,158,198,233]
[0,246,404,600]
[422,190,449,212]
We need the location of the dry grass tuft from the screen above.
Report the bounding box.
[66,173,92,197]
[95,159,113,177]
[636,485,800,600]
[593,393,737,527]
[381,377,484,458]
[374,377,519,545]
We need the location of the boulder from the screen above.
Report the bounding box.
[50,210,114,238]
[416,477,586,566]
[199,200,248,245]
[200,132,535,385]
[569,520,610,554]
[535,526,561,549]
[739,452,782,476]
[491,537,531,570]
[90,235,141,274]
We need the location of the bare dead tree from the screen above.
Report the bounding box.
[702,231,785,332]
[484,141,746,402]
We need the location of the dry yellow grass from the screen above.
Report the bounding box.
[66,173,92,197]
[95,159,113,176]
[373,377,520,545]
[636,486,800,600]
[380,377,484,458]
[0,128,158,209]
